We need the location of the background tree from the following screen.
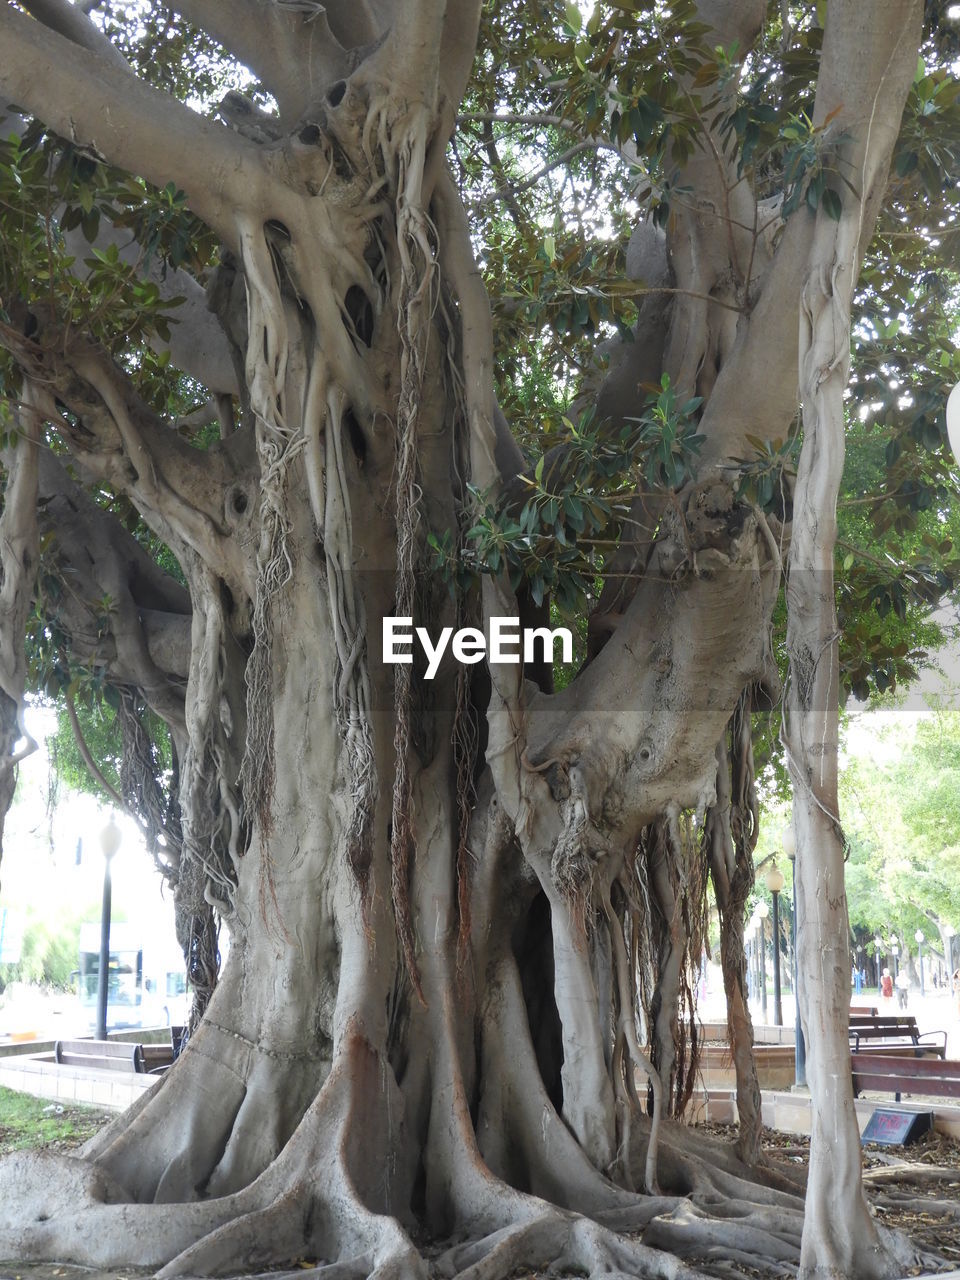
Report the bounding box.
[0,2,956,1278]
[842,706,960,974]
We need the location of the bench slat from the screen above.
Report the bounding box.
[54,1039,141,1072]
[851,1052,960,1100]
[848,1015,947,1059]
[55,1052,139,1072]
[852,1052,960,1077]
[55,1039,138,1058]
[138,1046,174,1070]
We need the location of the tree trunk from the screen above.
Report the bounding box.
[783,6,923,1275]
[0,0,931,1276]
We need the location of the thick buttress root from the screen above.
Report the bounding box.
[0,1009,894,1280]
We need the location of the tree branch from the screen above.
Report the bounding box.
[65,688,126,808]
[0,393,41,827]
[698,0,924,466]
[0,3,262,244]
[19,0,129,71]
[1,316,254,599]
[498,140,606,199]
[174,0,355,122]
[481,120,530,233]
[37,450,190,731]
[59,223,240,396]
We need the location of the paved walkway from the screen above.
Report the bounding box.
[698,975,960,1054]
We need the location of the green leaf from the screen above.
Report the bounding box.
[81,207,100,242]
[821,188,842,221]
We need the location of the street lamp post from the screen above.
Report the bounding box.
[891,935,899,980]
[784,823,805,1087]
[745,920,754,1002]
[772,870,785,1023]
[748,917,757,1001]
[757,900,769,1022]
[96,815,122,1041]
[915,929,925,997]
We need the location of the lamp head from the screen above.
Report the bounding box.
[756,900,769,920]
[764,863,785,894]
[781,824,796,860]
[915,928,924,944]
[99,814,121,860]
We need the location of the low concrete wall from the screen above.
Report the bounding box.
[690,1086,960,1141]
[698,1043,796,1091]
[0,1026,172,1058]
[0,1050,158,1110]
[700,1020,797,1047]
[0,1030,171,1109]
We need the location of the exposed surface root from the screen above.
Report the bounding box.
[435,1208,715,1280]
[645,1198,801,1263]
[862,1163,960,1187]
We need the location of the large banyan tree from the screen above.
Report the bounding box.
[1,0,959,1276]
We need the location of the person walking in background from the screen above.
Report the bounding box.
[881,967,894,1007]
[895,967,910,1010]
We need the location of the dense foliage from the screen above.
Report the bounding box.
[3,2,960,802]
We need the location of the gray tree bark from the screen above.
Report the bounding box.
[0,1,928,1277]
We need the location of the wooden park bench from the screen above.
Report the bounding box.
[138,1043,175,1073]
[53,1038,174,1074]
[849,1005,879,1016]
[848,1014,947,1058]
[851,1052,960,1103]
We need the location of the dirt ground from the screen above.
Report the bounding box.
[702,1122,960,1276]
[0,1113,958,1279]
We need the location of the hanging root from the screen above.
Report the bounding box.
[386,109,440,997]
[237,216,306,831]
[321,382,378,898]
[179,567,243,916]
[707,691,764,1166]
[604,887,664,1195]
